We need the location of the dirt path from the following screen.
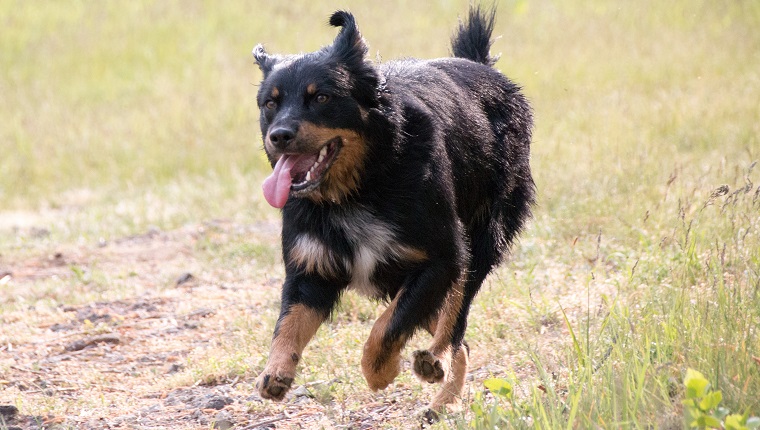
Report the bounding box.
[0,222,449,429]
[1,219,608,429]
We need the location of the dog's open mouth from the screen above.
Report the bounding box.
[262,138,342,208]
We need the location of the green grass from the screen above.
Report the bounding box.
[1,0,759,428]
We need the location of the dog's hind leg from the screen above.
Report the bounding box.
[417,309,471,415]
[422,211,511,413]
[362,261,459,390]
[412,277,465,385]
[427,343,469,414]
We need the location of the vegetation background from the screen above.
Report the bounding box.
[1,0,758,428]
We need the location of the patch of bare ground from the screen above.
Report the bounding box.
[1,221,277,429]
[1,220,616,429]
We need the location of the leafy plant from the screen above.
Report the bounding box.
[683,369,760,430]
[467,379,517,429]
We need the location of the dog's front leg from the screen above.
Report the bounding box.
[256,301,327,400]
[361,292,407,390]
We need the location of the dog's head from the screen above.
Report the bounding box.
[254,11,379,208]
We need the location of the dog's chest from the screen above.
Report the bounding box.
[288,209,420,297]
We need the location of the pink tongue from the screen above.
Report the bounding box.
[262,155,295,208]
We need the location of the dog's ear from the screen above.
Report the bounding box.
[328,11,368,67]
[253,44,277,76]
[328,11,379,107]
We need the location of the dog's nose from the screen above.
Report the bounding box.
[268,126,296,148]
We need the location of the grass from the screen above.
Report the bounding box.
[1,0,759,428]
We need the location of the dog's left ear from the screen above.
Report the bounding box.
[253,44,277,76]
[328,11,368,67]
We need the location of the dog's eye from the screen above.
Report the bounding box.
[264,100,276,110]
[315,94,329,104]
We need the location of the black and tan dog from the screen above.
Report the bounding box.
[252,6,534,412]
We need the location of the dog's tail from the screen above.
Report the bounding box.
[450,5,498,67]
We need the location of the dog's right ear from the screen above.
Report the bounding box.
[328,11,368,68]
[253,44,277,76]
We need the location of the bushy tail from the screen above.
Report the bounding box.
[450,5,498,66]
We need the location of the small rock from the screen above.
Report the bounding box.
[212,411,234,430]
[176,272,195,286]
[30,227,51,238]
[212,419,234,430]
[201,394,234,410]
[292,385,312,398]
[49,323,72,332]
[190,409,209,426]
[0,404,18,419]
[165,363,184,374]
[64,334,121,352]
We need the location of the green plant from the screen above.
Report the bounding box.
[683,369,760,430]
[467,379,517,429]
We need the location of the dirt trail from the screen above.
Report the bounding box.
[1,219,610,429]
[1,221,457,429]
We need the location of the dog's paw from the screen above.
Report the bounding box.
[419,401,462,427]
[361,353,400,391]
[421,408,440,426]
[255,370,294,401]
[412,350,447,383]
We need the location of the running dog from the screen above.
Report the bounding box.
[252,6,534,412]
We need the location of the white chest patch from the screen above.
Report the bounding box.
[343,217,394,297]
[287,208,426,298]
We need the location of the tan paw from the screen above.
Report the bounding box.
[412,350,447,383]
[361,353,400,391]
[255,370,294,401]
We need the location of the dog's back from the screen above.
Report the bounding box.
[379,6,534,258]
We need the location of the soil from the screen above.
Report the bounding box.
[0,217,604,429]
[0,221,448,429]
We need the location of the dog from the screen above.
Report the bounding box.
[252,6,534,413]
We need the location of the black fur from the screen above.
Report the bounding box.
[254,6,534,399]
[451,5,499,66]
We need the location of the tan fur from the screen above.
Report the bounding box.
[296,123,367,204]
[271,87,279,98]
[430,279,464,356]
[257,304,325,399]
[361,293,408,390]
[269,304,324,365]
[306,83,317,95]
[428,346,469,412]
[412,279,464,384]
[264,122,368,203]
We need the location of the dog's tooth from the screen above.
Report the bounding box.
[320,146,327,157]
[306,171,311,182]
[318,154,325,163]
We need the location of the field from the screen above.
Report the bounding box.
[1,0,759,428]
